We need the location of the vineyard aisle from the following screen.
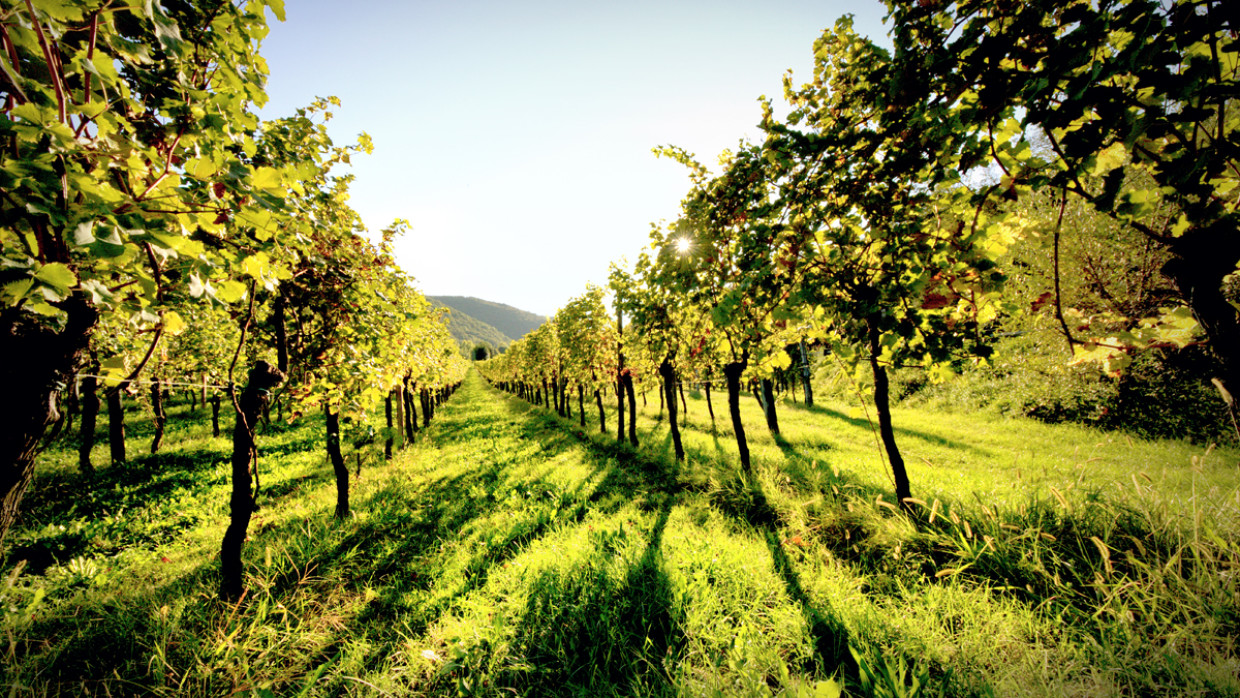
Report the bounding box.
[6,367,1237,695]
[359,367,845,695]
[3,368,842,695]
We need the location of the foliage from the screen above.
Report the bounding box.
[765,16,1008,381]
[886,0,1240,414]
[555,284,617,393]
[0,0,288,322]
[0,0,301,546]
[900,333,1234,443]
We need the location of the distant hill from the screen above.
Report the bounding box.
[434,303,512,353]
[430,296,545,343]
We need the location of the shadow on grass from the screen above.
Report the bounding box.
[495,497,681,696]
[497,386,866,687]
[800,403,992,456]
[763,527,853,674]
[215,387,683,684]
[6,376,1002,695]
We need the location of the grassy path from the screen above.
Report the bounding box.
[315,369,848,696]
[3,368,1238,696]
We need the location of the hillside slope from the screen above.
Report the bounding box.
[429,296,545,342]
[435,303,512,352]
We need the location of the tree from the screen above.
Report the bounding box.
[616,232,718,461]
[0,0,288,546]
[652,144,808,471]
[886,0,1240,427]
[554,286,617,434]
[753,17,1008,506]
[219,360,284,601]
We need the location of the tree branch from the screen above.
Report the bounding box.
[1052,188,1079,354]
[22,0,66,124]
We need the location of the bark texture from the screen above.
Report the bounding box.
[867,317,911,507]
[219,361,285,600]
[0,297,97,547]
[724,359,751,472]
[760,378,780,436]
[326,406,350,519]
[150,377,166,454]
[660,358,684,462]
[77,366,99,475]
[106,386,126,466]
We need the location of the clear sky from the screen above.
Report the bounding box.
[258,0,892,317]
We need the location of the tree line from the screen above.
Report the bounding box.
[0,0,467,598]
[482,0,1238,508]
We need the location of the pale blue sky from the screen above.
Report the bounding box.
[259,0,891,317]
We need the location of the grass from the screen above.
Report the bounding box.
[1,369,1237,696]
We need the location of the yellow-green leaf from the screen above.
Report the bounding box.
[187,157,218,180]
[34,263,77,291]
[162,310,186,335]
[1091,142,1127,176]
[215,279,248,303]
[252,166,283,194]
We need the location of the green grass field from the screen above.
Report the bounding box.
[2,369,1238,696]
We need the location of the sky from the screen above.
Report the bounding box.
[258,0,892,318]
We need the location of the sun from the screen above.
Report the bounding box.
[674,237,692,254]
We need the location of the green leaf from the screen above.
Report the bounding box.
[162,310,186,335]
[241,253,270,281]
[30,0,85,21]
[1090,142,1127,176]
[928,362,956,383]
[131,308,160,326]
[2,279,35,305]
[252,166,283,194]
[215,279,248,303]
[770,349,792,370]
[28,301,61,317]
[151,7,184,52]
[79,279,113,304]
[34,263,77,291]
[264,0,286,21]
[81,50,120,84]
[148,230,204,258]
[10,103,53,125]
[187,157,218,180]
[1116,188,1156,219]
[101,356,128,387]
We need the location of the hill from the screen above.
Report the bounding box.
[433,302,512,354]
[429,296,545,344]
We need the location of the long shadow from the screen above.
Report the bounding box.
[803,403,992,456]
[496,391,684,500]
[489,494,680,696]
[9,434,340,574]
[7,452,226,572]
[329,380,987,692]
[5,391,487,691]
[6,374,979,694]
[773,433,814,460]
[706,475,863,684]
[506,390,873,687]
[302,385,685,658]
[225,403,667,694]
[763,527,853,675]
